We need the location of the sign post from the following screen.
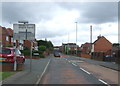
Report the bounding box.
[13,22,35,71]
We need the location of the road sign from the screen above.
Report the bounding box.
[13,24,35,40]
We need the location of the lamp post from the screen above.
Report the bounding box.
[90,25,92,58]
[75,22,78,56]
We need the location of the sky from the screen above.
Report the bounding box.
[0,0,118,46]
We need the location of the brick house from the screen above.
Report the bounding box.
[91,36,112,60]
[79,42,91,58]
[23,40,38,50]
[80,42,91,54]
[61,43,79,55]
[0,26,13,47]
[6,28,13,46]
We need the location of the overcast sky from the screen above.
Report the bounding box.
[0,1,118,46]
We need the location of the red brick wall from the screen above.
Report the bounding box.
[94,37,112,53]
[24,40,31,49]
[78,53,91,58]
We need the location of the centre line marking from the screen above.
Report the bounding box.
[35,59,51,85]
[98,79,110,86]
[80,68,91,75]
[72,63,77,66]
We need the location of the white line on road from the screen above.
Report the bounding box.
[98,79,110,86]
[35,59,51,85]
[80,68,91,75]
[72,63,77,66]
[0,81,2,86]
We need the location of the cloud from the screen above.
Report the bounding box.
[2,2,59,23]
[1,2,118,46]
[57,2,118,24]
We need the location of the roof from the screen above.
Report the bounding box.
[0,27,8,35]
[81,42,91,48]
[93,36,112,44]
[6,28,13,36]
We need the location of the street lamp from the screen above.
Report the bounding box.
[75,22,78,55]
[90,25,92,57]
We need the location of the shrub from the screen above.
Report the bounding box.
[39,54,45,58]
[21,49,30,56]
[38,45,46,51]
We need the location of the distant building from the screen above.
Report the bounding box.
[61,43,79,55]
[80,42,91,54]
[79,42,91,58]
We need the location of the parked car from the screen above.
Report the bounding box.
[54,52,60,57]
[105,55,113,58]
[0,47,25,64]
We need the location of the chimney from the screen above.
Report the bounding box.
[97,35,102,39]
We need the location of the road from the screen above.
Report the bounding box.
[39,55,118,85]
[2,54,118,85]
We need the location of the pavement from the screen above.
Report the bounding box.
[2,55,51,85]
[1,54,119,85]
[69,55,119,71]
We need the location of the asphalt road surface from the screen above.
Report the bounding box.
[39,55,115,85]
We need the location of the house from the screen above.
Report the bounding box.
[61,43,79,55]
[23,40,38,50]
[0,26,38,50]
[6,28,14,46]
[79,42,91,58]
[91,35,112,60]
[80,42,91,54]
[0,26,13,47]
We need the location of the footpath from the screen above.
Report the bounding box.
[1,56,51,85]
[70,55,119,71]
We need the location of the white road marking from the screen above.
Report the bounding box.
[98,79,110,86]
[35,59,51,85]
[72,63,77,66]
[0,81,2,86]
[80,68,91,75]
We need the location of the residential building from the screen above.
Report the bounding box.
[91,35,112,60]
[23,40,38,50]
[0,26,38,50]
[61,43,79,55]
[79,42,91,58]
[80,42,91,54]
[0,26,13,47]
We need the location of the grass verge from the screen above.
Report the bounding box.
[0,71,16,81]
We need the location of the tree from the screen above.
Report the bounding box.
[38,45,46,51]
[37,40,53,49]
[113,43,120,47]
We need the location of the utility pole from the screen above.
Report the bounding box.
[67,33,69,55]
[75,22,78,56]
[90,25,92,58]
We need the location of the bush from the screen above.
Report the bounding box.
[39,54,45,58]
[21,49,30,56]
[38,45,46,51]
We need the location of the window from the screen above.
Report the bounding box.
[0,48,11,54]
[6,36,9,41]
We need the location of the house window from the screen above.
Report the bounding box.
[11,37,13,42]
[6,36,9,41]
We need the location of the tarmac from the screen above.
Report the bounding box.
[1,54,119,85]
